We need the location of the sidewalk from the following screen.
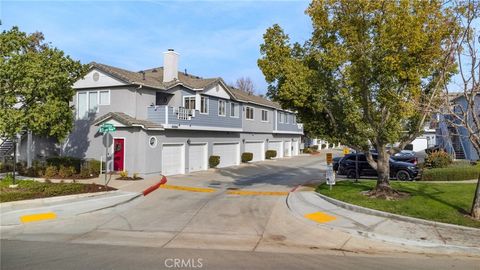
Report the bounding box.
[287,191,480,254]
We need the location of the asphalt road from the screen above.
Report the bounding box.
[2,240,479,270]
[1,154,479,269]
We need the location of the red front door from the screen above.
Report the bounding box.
[113,138,125,171]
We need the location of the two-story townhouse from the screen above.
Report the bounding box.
[54,49,303,176]
[436,93,480,161]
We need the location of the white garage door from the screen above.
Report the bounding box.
[292,141,299,156]
[245,141,265,162]
[188,143,207,173]
[162,144,185,176]
[268,141,283,158]
[284,141,292,157]
[213,143,240,168]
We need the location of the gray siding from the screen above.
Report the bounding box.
[276,112,303,133]
[242,104,274,133]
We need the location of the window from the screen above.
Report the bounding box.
[293,115,297,124]
[246,106,254,120]
[77,92,88,119]
[88,92,98,113]
[285,113,289,124]
[149,136,158,148]
[230,102,238,118]
[261,110,268,122]
[200,96,208,114]
[183,96,196,110]
[279,112,284,123]
[99,90,110,105]
[218,100,226,116]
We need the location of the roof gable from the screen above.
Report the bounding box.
[74,68,127,89]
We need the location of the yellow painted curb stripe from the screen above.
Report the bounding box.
[159,184,216,193]
[20,212,57,223]
[304,212,336,223]
[227,190,289,196]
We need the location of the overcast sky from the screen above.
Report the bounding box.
[1,0,312,94]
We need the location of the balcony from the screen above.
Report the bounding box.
[147,105,242,131]
[275,121,304,134]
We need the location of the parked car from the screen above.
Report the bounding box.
[332,157,342,171]
[337,153,419,181]
[391,150,418,164]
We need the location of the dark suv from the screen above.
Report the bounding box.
[337,153,419,181]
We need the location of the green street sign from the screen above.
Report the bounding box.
[100,123,116,133]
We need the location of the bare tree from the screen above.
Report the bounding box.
[235,77,255,95]
[443,0,480,219]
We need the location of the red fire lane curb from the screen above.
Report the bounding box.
[142,175,167,196]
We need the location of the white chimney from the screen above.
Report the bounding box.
[163,49,179,82]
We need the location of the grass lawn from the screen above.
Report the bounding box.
[0,179,115,203]
[316,180,480,228]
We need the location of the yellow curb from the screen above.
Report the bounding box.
[226,190,289,196]
[159,184,216,193]
[20,212,57,223]
[304,211,337,223]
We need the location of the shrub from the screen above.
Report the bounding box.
[44,166,58,179]
[422,166,480,181]
[133,173,142,180]
[46,156,83,172]
[241,152,253,163]
[58,166,76,178]
[424,150,452,168]
[83,159,102,177]
[303,148,313,154]
[321,144,326,149]
[79,167,92,178]
[266,150,277,159]
[3,173,14,182]
[209,155,220,168]
[312,145,319,151]
[119,171,128,178]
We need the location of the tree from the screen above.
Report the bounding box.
[235,77,255,94]
[442,1,480,219]
[258,0,457,197]
[0,27,87,174]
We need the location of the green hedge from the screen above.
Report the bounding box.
[422,166,480,181]
[46,156,83,172]
[241,152,253,163]
[266,150,277,159]
[209,155,220,168]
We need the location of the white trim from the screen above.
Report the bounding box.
[218,99,226,116]
[245,106,254,120]
[274,110,278,131]
[112,137,126,172]
[163,125,243,132]
[272,130,304,135]
[99,89,111,105]
[164,105,169,125]
[230,102,239,118]
[244,140,265,143]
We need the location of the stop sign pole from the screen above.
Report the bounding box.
[99,123,116,187]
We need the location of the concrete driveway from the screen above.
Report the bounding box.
[1,153,479,269]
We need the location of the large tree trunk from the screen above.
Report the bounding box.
[374,149,392,192]
[472,174,480,220]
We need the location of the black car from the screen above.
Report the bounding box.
[337,153,419,181]
[332,156,342,171]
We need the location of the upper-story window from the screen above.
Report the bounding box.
[279,112,284,123]
[218,100,226,116]
[285,113,289,124]
[246,106,254,120]
[183,96,196,110]
[293,115,297,124]
[230,102,239,118]
[261,110,268,122]
[200,96,208,114]
[77,90,110,119]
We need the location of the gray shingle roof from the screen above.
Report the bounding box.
[89,62,285,110]
[93,112,164,130]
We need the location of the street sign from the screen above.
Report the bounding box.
[100,123,116,134]
[326,153,333,165]
[343,148,350,155]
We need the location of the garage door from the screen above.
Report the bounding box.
[284,141,292,157]
[245,141,265,162]
[268,141,283,158]
[188,143,207,173]
[292,141,299,156]
[213,143,240,168]
[162,144,185,176]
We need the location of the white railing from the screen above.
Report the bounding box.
[297,123,304,130]
[175,107,194,120]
